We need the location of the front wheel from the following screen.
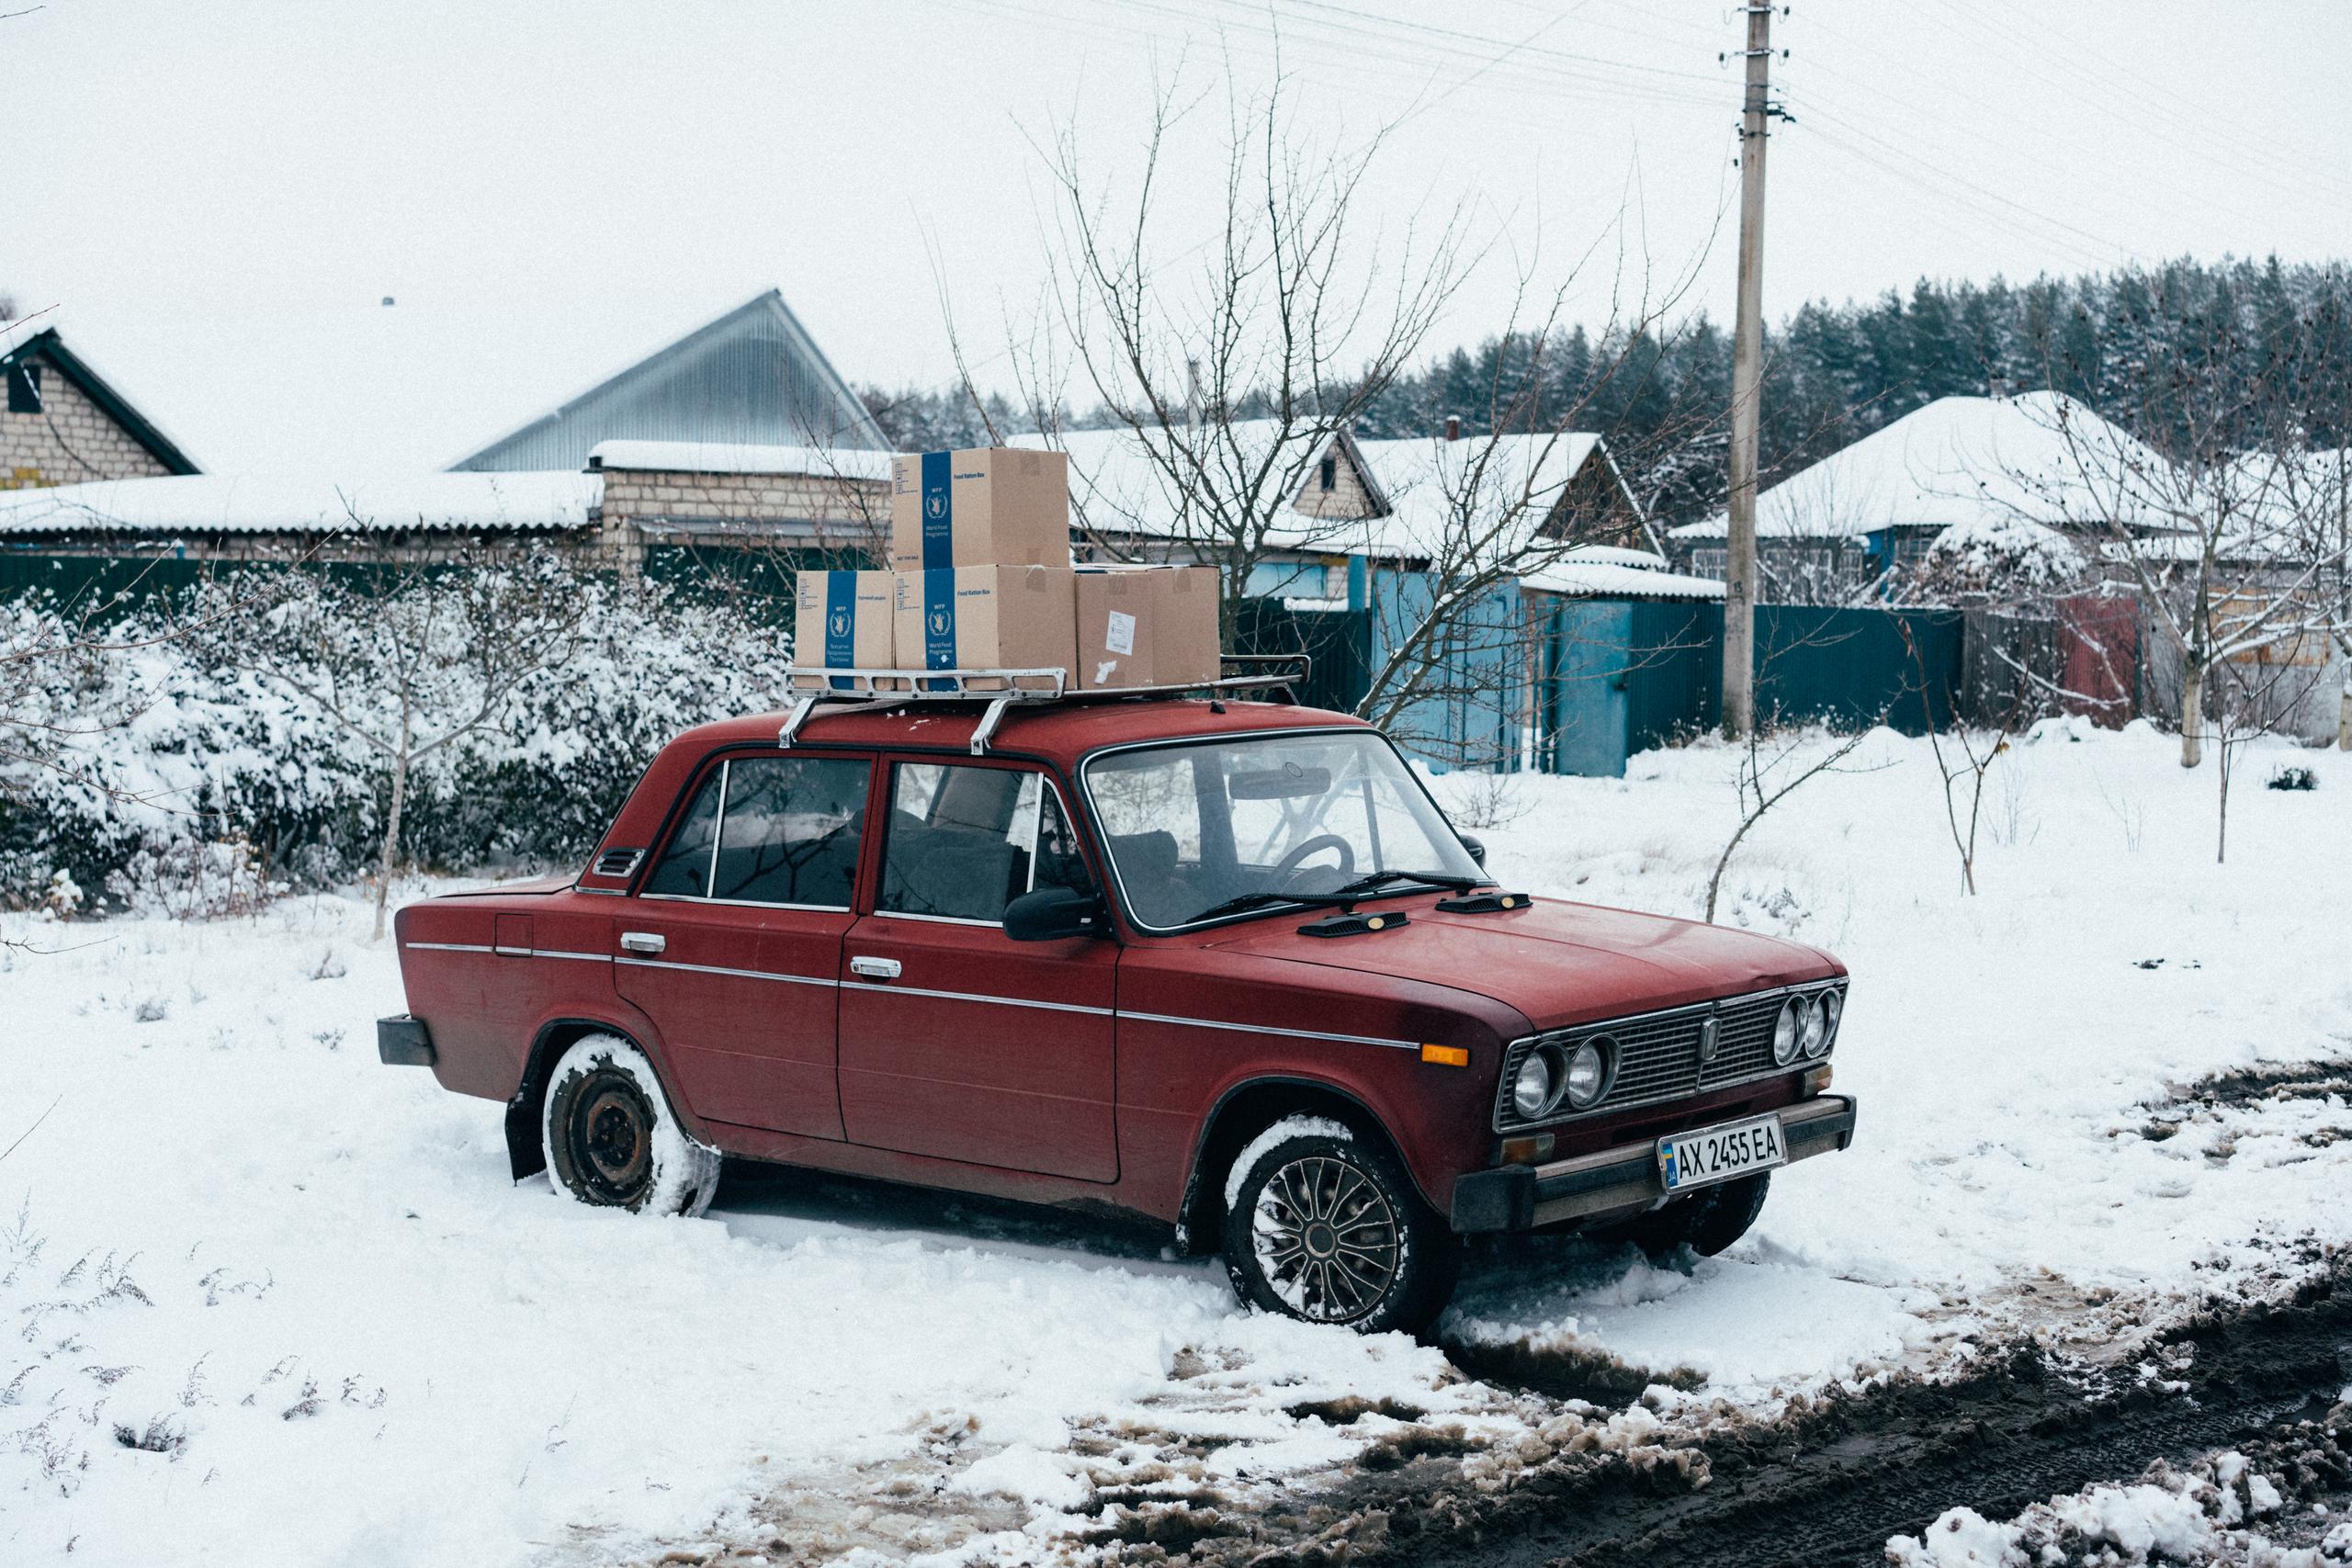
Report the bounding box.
[541,1034,719,1217]
[1221,1123,1458,1333]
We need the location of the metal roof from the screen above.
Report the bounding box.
[450,290,888,472]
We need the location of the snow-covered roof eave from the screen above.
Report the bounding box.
[0,470,604,536]
[588,439,893,481]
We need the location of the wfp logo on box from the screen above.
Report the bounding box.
[925,492,948,522]
[827,604,853,639]
[926,604,953,638]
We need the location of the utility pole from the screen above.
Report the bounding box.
[1723,4,1779,738]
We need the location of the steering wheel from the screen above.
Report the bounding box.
[1272,833,1356,886]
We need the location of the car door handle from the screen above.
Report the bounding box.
[619,931,666,954]
[849,955,901,979]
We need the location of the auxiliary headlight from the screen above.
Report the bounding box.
[1772,998,1804,1066]
[1510,1050,1555,1120]
[1564,1038,1611,1109]
[1799,994,1829,1058]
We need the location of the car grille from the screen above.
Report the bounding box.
[1491,983,1844,1133]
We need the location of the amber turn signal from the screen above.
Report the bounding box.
[1802,1062,1835,1097]
[1499,1134,1555,1167]
[1419,1043,1470,1067]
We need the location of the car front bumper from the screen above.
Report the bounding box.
[1449,1093,1857,1233]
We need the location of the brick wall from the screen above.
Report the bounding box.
[595,465,888,573]
[0,354,175,489]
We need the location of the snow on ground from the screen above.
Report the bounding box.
[4,720,2349,1563]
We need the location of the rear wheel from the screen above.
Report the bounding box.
[541,1034,719,1217]
[1616,1170,1770,1259]
[1221,1124,1458,1333]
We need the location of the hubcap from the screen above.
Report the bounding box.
[1249,1155,1401,1324]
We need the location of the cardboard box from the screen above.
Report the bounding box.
[1072,565,1223,690]
[791,570,897,690]
[893,566,1077,691]
[1150,565,1223,688]
[889,448,1072,573]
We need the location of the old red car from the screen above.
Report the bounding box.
[381,680,1855,1332]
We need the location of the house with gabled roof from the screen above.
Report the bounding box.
[0,316,199,490]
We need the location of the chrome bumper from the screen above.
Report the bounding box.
[1449,1093,1857,1233]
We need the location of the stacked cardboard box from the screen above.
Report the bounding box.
[794,446,1221,694]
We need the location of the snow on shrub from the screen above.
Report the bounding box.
[0,570,796,911]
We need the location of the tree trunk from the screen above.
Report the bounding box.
[2338,672,2350,750]
[374,749,409,942]
[2178,663,2205,769]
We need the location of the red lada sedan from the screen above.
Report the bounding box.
[380,693,1856,1332]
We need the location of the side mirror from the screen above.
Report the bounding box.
[1458,833,1487,868]
[1003,886,1109,942]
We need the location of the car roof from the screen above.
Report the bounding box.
[669,695,1372,768]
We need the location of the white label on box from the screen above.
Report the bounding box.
[1105,610,1136,656]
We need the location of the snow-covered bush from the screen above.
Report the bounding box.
[1905,514,2086,607]
[0,570,795,912]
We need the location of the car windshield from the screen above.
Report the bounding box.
[1082,730,1487,930]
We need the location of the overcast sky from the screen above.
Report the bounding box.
[8,0,2349,397]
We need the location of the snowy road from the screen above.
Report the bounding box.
[4,721,2348,1565]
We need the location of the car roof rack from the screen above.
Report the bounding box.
[775,653,1312,754]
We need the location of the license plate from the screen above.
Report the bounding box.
[1657,1113,1786,1192]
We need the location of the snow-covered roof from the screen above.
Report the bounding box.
[589,440,893,479]
[1670,393,2172,541]
[0,471,601,536]
[1030,421,1636,568]
[1520,547,1724,602]
[1027,420,1350,549]
[27,287,865,474]
[1347,432,1612,558]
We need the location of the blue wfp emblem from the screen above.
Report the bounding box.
[827,604,852,640]
[925,491,947,521]
[921,566,956,689]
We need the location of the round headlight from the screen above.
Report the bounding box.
[1819,989,1843,1052]
[1771,998,1803,1066]
[1799,995,1828,1057]
[1510,1051,1555,1120]
[1564,1039,1611,1109]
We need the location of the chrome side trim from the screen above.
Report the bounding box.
[530,949,614,964]
[1119,1009,1420,1052]
[639,892,855,913]
[838,979,1114,1017]
[614,955,838,988]
[402,941,495,954]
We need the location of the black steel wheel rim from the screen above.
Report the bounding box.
[568,1068,654,1204]
[1249,1154,1401,1324]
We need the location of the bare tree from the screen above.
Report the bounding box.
[2209,621,2335,864]
[2022,338,2352,771]
[192,536,590,938]
[958,61,1472,640]
[1703,722,1882,925]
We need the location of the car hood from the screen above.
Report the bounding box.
[1199,897,1837,1030]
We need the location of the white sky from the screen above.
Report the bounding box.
[6,0,2349,400]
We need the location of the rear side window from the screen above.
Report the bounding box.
[709,757,866,908]
[642,755,869,908]
[880,763,1090,922]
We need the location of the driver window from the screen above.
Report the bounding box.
[881,763,1091,922]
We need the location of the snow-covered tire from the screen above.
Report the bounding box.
[1617,1170,1770,1260]
[1219,1121,1458,1334]
[541,1034,719,1218]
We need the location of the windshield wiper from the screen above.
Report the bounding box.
[1326,869,1488,899]
[1185,871,1486,926]
[1185,888,1360,923]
